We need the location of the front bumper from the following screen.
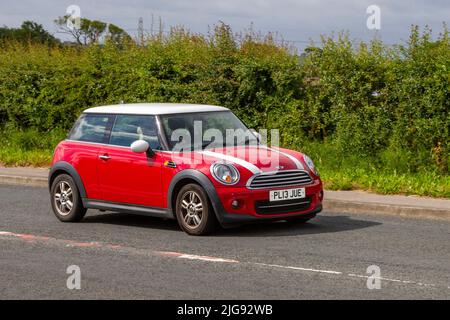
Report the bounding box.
[214,179,323,226]
[220,204,322,227]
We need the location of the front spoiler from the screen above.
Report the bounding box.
[219,204,323,228]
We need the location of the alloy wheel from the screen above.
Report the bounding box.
[54,181,73,216]
[180,191,203,229]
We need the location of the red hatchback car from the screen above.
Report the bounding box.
[49,103,323,235]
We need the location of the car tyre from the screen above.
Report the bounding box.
[50,174,87,222]
[175,183,217,236]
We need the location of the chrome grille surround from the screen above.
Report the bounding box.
[246,170,313,189]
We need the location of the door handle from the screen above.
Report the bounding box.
[99,154,111,160]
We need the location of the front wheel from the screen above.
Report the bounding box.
[175,184,217,236]
[50,174,86,222]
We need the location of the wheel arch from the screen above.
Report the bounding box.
[48,161,87,199]
[167,169,225,224]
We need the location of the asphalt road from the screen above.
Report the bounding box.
[0,184,449,299]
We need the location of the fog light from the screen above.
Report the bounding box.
[231,200,239,209]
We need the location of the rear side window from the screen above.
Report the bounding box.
[68,114,114,144]
[109,115,162,149]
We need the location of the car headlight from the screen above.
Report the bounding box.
[211,163,240,185]
[303,154,319,176]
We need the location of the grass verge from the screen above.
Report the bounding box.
[0,128,65,167]
[290,141,450,198]
[1,130,449,198]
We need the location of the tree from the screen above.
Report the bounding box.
[54,15,85,45]
[107,24,131,45]
[0,21,59,45]
[84,20,107,44]
[55,16,107,45]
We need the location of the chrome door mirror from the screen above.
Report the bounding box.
[130,140,150,153]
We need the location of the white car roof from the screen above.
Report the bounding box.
[83,103,229,115]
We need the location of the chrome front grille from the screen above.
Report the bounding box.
[247,170,313,189]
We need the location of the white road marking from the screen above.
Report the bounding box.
[347,273,436,287]
[155,251,239,263]
[0,230,447,291]
[254,262,342,275]
[178,254,238,263]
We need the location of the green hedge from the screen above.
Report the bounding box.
[0,24,448,175]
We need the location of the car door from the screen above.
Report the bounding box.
[98,114,164,208]
[66,113,114,199]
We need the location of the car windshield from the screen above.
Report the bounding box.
[160,111,259,151]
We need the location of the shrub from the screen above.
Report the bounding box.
[0,23,448,176]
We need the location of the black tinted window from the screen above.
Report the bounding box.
[68,114,113,143]
[109,115,161,149]
[161,111,256,150]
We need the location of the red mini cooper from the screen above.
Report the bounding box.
[49,103,323,235]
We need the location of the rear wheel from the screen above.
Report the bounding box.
[50,174,86,222]
[175,184,217,236]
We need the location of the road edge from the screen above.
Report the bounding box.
[1,174,449,221]
[323,199,450,221]
[0,175,48,188]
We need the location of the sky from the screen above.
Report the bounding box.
[0,0,449,51]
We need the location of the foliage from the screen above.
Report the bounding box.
[0,23,448,196]
[54,16,129,45]
[0,21,59,45]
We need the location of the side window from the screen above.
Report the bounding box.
[109,115,161,149]
[68,114,114,144]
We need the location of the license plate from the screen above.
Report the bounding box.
[269,188,305,202]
